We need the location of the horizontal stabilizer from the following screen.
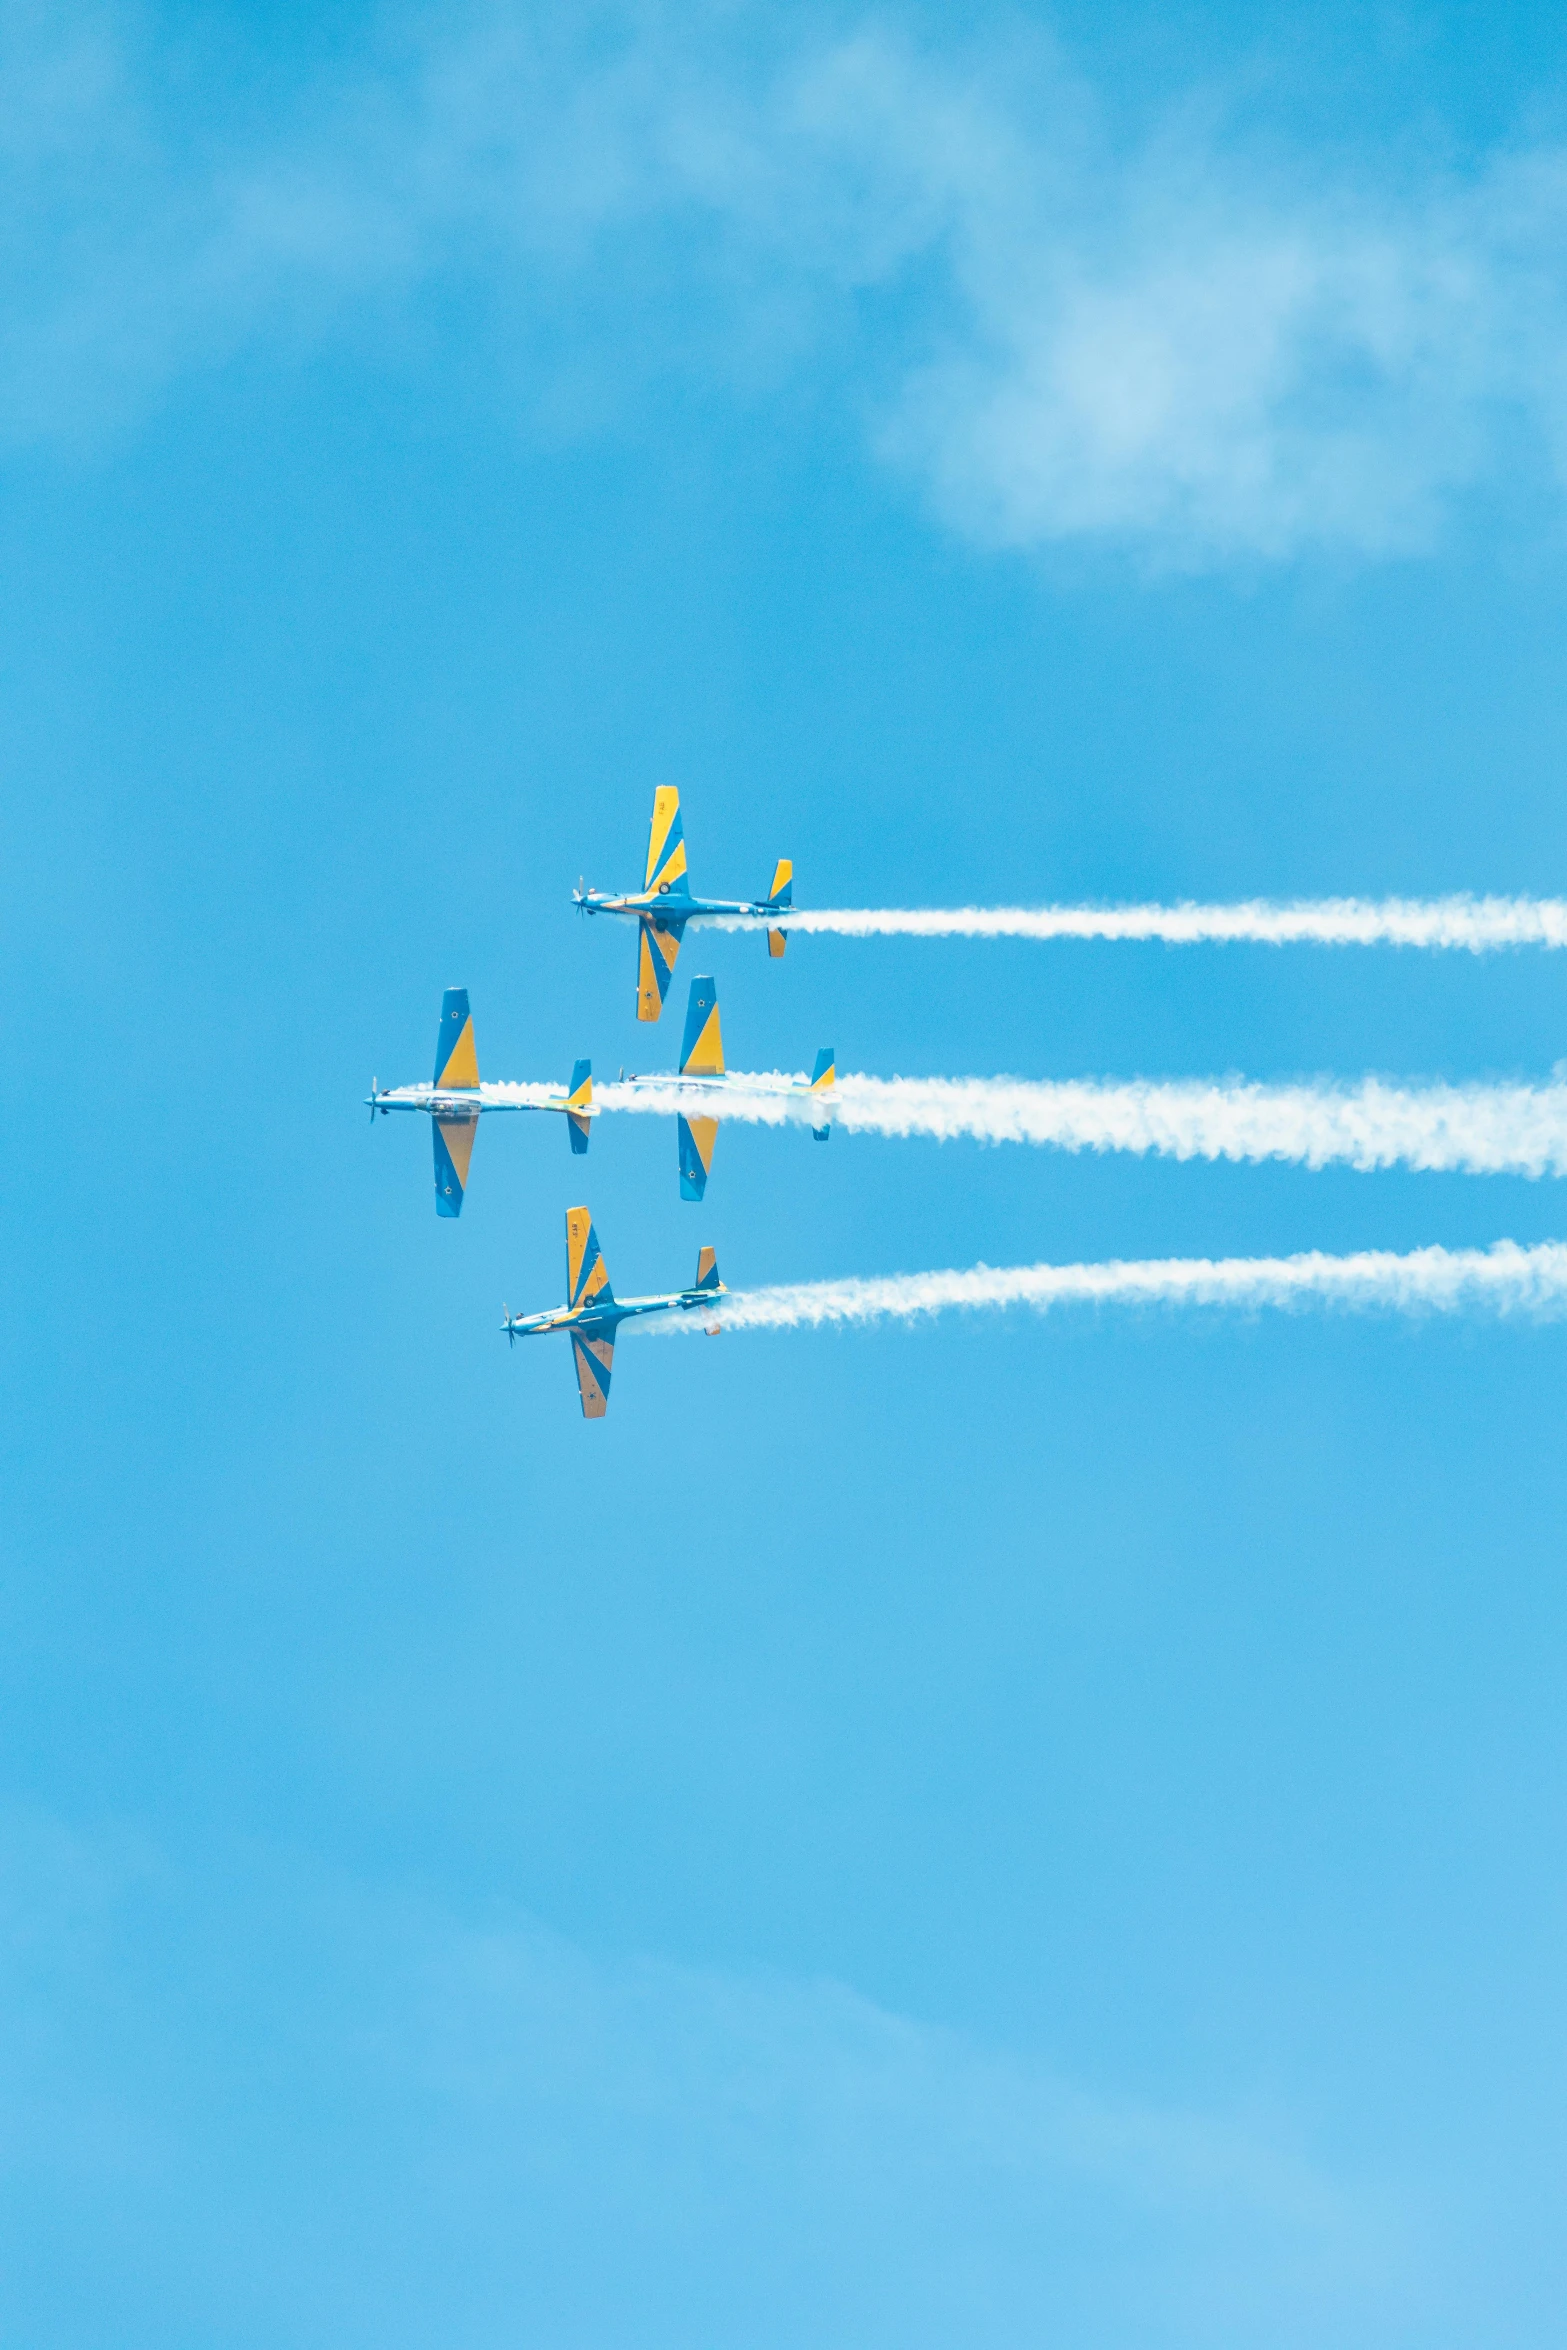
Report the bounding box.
[566,1058,592,1155]
[810,1046,834,1140]
[765,858,791,957]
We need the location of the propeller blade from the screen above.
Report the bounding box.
[503,1307,516,1349]
[368,1078,379,1125]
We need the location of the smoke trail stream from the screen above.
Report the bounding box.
[698,896,1567,949]
[645,1238,1567,1335]
[491,1073,1567,1177]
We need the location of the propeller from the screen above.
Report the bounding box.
[368,1078,379,1125]
[575,875,588,916]
[503,1307,515,1349]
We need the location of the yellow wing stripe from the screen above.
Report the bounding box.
[683,1003,724,1075]
[572,1334,611,1418]
[637,918,684,1021]
[685,1115,718,1175]
[437,1114,478,1187]
[644,787,685,891]
[566,1207,592,1301]
[436,1016,479,1090]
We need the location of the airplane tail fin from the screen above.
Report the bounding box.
[679,977,724,1075]
[434,987,479,1089]
[809,1046,834,1141]
[765,858,792,958]
[566,1059,592,1155]
[644,786,690,896]
[566,1206,614,1308]
[692,1245,723,1294]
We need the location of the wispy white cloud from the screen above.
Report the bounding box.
[9,3,1567,564]
[0,1803,1417,2342]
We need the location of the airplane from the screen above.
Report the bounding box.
[619,973,834,1199]
[368,987,593,1217]
[573,787,794,1019]
[503,1207,725,1418]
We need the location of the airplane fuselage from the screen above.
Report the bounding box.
[369,1083,582,1118]
[506,1288,713,1339]
[617,1067,833,1119]
[575,888,776,924]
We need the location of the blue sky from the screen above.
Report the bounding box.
[6,2,1567,2341]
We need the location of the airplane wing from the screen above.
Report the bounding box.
[433,1113,478,1217]
[645,786,688,893]
[637,914,685,1021]
[678,1113,718,1200]
[570,1328,615,1418]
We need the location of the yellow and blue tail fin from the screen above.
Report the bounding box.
[566,1206,614,1310]
[765,858,791,958]
[434,987,479,1090]
[566,1059,592,1156]
[691,1244,722,1295]
[809,1046,834,1141]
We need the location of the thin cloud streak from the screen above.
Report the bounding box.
[491,1072,1567,1178]
[658,1238,1567,1335]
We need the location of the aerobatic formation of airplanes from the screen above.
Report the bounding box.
[368,987,593,1217]
[369,793,824,1414]
[503,1208,725,1418]
[574,786,794,1019]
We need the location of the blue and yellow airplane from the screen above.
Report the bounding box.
[573,787,794,1019]
[503,1208,725,1418]
[621,974,834,1199]
[368,988,593,1217]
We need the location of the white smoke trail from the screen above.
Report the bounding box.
[827,1074,1567,1174]
[699,895,1567,950]
[655,1238,1567,1335]
[492,1072,1567,1179]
